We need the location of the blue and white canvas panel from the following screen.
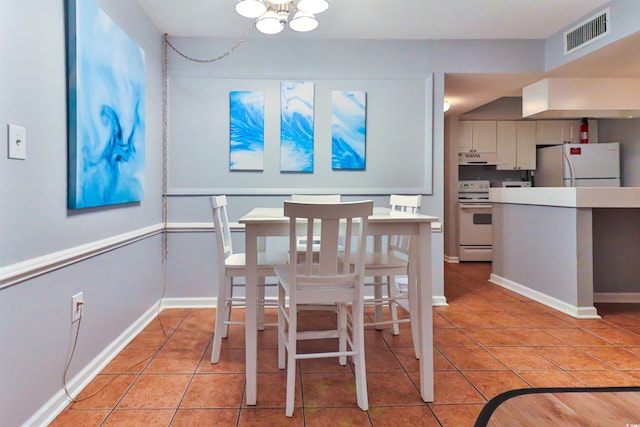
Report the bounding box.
[229,91,264,171]
[66,0,145,209]
[280,81,314,173]
[332,91,366,170]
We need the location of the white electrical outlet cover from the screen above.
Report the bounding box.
[8,124,26,160]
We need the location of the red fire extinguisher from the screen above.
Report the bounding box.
[580,118,589,144]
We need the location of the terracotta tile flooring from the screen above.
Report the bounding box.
[51,262,640,426]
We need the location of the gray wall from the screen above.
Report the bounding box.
[168,78,431,194]
[0,1,164,426]
[163,38,455,300]
[545,0,640,72]
[492,203,583,306]
[593,209,640,293]
[599,118,640,187]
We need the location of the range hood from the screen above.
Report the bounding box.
[458,152,500,166]
[522,78,640,119]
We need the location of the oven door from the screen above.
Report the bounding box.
[458,203,492,245]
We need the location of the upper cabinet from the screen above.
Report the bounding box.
[536,119,598,145]
[458,121,497,153]
[496,121,536,170]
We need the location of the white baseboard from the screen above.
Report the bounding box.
[27,303,162,427]
[444,255,459,263]
[489,273,600,319]
[161,297,216,309]
[432,295,448,306]
[594,292,640,303]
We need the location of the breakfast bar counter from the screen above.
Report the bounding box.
[489,187,640,318]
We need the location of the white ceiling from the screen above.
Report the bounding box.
[135,0,640,115]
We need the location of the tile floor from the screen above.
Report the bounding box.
[51,262,640,426]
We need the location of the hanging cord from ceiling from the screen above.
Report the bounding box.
[163,25,255,63]
[158,27,254,311]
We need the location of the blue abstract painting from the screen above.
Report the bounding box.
[332,91,366,170]
[229,91,264,171]
[66,0,145,209]
[280,81,314,172]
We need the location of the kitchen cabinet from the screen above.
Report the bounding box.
[536,119,598,145]
[496,121,536,170]
[458,121,497,153]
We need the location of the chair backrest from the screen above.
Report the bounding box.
[211,195,233,268]
[390,194,421,213]
[389,195,422,255]
[284,200,373,297]
[291,194,342,203]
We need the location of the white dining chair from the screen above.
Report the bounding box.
[290,194,342,258]
[364,194,421,346]
[276,200,372,417]
[209,195,287,364]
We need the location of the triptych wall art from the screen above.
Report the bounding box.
[331,91,366,170]
[66,0,146,209]
[229,83,367,173]
[229,91,265,171]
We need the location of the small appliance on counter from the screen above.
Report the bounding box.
[457,180,492,262]
[536,142,621,187]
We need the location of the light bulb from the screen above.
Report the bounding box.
[256,9,285,34]
[289,11,318,32]
[235,0,267,18]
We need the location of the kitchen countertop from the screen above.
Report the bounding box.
[489,187,640,208]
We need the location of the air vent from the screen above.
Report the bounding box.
[564,8,610,55]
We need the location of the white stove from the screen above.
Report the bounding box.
[458,180,491,202]
[457,180,492,262]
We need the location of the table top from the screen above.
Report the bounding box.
[239,206,439,224]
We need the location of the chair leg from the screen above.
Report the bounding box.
[373,276,384,330]
[285,301,298,417]
[351,301,369,411]
[222,277,233,338]
[337,304,347,366]
[388,275,400,336]
[257,276,266,331]
[211,275,230,363]
[277,282,286,370]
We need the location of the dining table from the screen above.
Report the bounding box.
[238,205,438,405]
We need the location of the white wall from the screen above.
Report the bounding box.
[0,1,164,426]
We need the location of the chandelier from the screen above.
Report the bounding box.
[235,0,329,35]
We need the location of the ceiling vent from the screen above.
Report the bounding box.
[564,8,610,55]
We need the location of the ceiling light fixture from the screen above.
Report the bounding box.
[235,0,329,34]
[443,101,451,112]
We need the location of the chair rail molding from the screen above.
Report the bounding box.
[0,224,164,290]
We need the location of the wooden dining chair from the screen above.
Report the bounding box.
[364,194,421,348]
[209,195,287,364]
[275,200,373,417]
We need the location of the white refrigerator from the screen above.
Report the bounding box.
[535,142,621,187]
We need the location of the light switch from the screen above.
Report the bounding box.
[8,124,26,160]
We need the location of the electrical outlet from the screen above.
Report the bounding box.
[71,292,84,323]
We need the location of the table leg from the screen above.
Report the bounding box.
[245,225,258,406]
[416,224,434,402]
